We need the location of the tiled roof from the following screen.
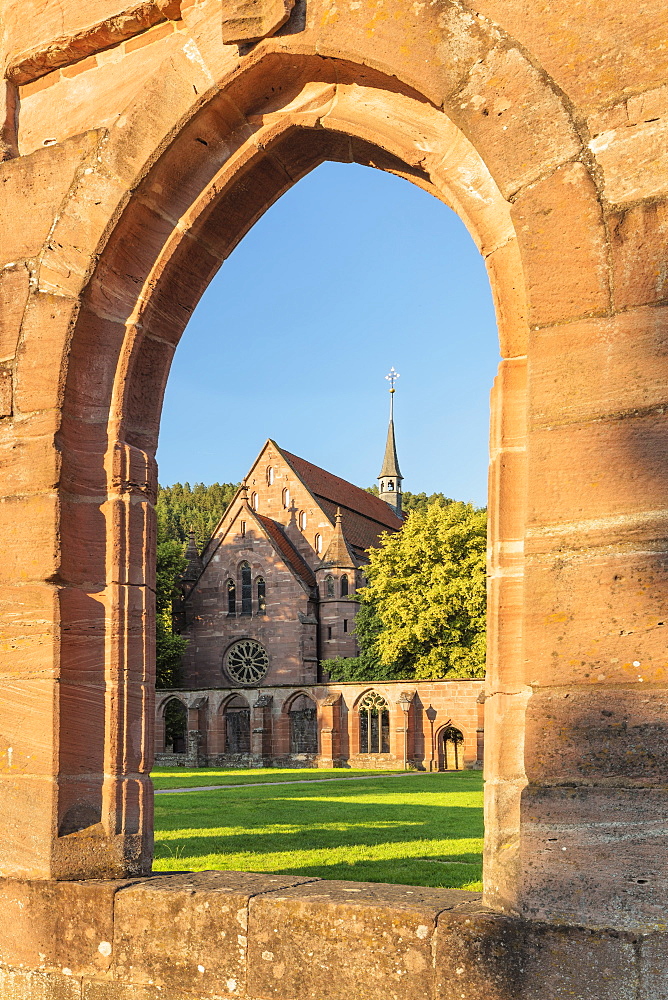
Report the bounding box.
[317,498,395,557]
[255,513,317,589]
[280,449,404,533]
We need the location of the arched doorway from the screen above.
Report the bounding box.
[289,694,318,755]
[438,725,465,772]
[22,49,530,895]
[163,698,187,755]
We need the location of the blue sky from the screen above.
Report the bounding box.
[157,162,499,507]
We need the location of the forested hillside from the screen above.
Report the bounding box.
[156,481,239,547]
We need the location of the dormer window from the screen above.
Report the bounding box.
[267,467,274,485]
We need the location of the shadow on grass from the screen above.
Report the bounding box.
[153,772,483,888]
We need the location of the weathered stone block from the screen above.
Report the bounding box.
[530,307,668,428]
[520,786,668,929]
[609,200,668,310]
[590,117,668,205]
[639,932,668,1000]
[4,0,183,85]
[0,137,95,263]
[0,878,126,975]
[435,910,638,999]
[112,871,318,994]
[0,264,30,361]
[247,879,479,1000]
[454,46,579,200]
[525,687,668,785]
[222,0,295,44]
[512,162,609,326]
[0,967,81,999]
[523,545,668,687]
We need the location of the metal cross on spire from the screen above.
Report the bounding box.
[385,367,400,393]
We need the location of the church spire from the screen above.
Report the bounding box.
[378,368,403,516]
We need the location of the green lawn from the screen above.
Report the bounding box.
[152,768,483,890]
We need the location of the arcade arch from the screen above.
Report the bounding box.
[43,59,529,898]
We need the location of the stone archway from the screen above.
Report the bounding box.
[1,0,666,951]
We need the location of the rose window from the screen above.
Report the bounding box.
[225,639,269,685]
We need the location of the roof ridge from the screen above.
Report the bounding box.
[279,447,403,530]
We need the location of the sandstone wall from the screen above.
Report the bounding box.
[154,678,485,770]
[1,0,668,993]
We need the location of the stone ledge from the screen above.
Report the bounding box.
[0,874,662,998]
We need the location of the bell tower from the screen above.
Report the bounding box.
[377,367,403,516]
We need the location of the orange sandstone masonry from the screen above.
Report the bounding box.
[1,0,668,996]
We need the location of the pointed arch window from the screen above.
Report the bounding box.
[358,691,390,754]
[340,574,349,597]
[325,575,335,598]
[226,579,236,615]
[315,533,322,555]
[289,694,317,754]
[257,577,266,614]
[240,562,252,615]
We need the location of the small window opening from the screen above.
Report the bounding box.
[315,533,322,554]
[282,487,290,508]
[327,625,332,640]
[325,574,335,598]
[299,510,307,530]
[343,619,348,633]
[257,577,266,614]
[226,579,236,615]
[251,491,258,510]
[240,520,246,537]
[267,467,274,485]
[340,574,349,597]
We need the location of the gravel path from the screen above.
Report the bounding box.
[154,771,431,794]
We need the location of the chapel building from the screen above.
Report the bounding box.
[178,435,404,690]
[157,379,485,771]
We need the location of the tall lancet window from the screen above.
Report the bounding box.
[325,575,335,598]
[257,577,266,614]
[240,562,252,614]
[341,574,349,597]
[226,579,236,615]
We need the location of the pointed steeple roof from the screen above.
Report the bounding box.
[322,508,356,568]
[378,417,402,479]
[378,370,402,480]
[182,529,203,583]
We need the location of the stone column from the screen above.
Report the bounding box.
[318,693,341,766]
[512,164,668,929]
